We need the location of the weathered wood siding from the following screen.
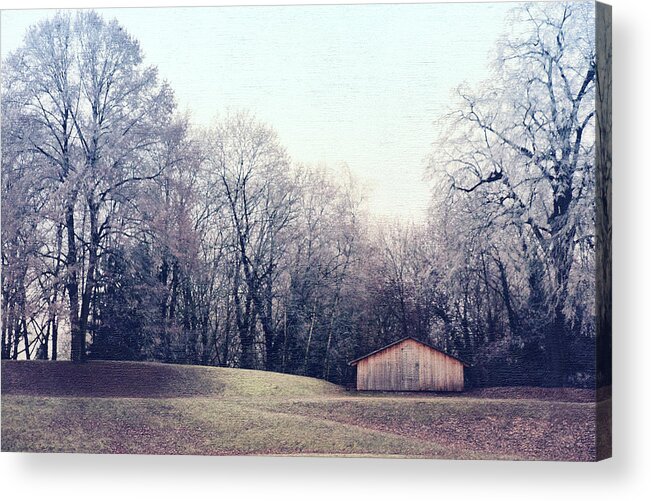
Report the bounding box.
[355,338,464,391]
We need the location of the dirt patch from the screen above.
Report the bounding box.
[1,360,223,398]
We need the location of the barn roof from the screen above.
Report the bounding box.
[348,336,471,367]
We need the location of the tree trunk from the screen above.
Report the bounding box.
[11,310,20,360]
[322,294,340,380]
[78,201,100,361]
[66,202,83,362]
[21,317,30,360]
[281,308,288,372]
[1,303,9,359]
[51,314,58,361]
[234,274,255,369]
[303,300,318,375]
[497,258,519,340]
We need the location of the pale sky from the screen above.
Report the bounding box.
[1,3,514,222]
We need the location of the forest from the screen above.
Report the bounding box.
[1,2,606,388]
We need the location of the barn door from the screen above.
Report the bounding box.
[401,344,420,391]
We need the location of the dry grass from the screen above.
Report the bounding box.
[263,396,600,461]
[1,360,224,398]
[1,360,605,460]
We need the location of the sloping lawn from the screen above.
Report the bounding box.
[1,361,605,460]
[258,396,599,461]
[1,395,469,458]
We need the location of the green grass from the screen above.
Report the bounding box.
[210,366,343,398]
[1,395,468,458]
[1,361,603,460]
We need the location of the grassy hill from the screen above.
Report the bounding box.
[1,360,342,398]
[1,360,605,460]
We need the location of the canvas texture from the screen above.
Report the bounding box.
[0,1,612,461]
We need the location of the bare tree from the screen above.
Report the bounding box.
[3,12,177,361]
[430,2,597,385]
[208,113,295,369]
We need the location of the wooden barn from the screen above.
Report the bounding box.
[349,337,468,392]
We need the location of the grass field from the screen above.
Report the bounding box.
[1,360,607,460]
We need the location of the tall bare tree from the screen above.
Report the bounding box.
[430,2,597,385]
[208,113,295,369]
[3,12,177,360]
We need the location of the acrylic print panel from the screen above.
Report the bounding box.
[0,1,611,461]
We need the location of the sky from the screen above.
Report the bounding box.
[1,3,514,222]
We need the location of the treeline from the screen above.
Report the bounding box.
[1,3,601,387]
